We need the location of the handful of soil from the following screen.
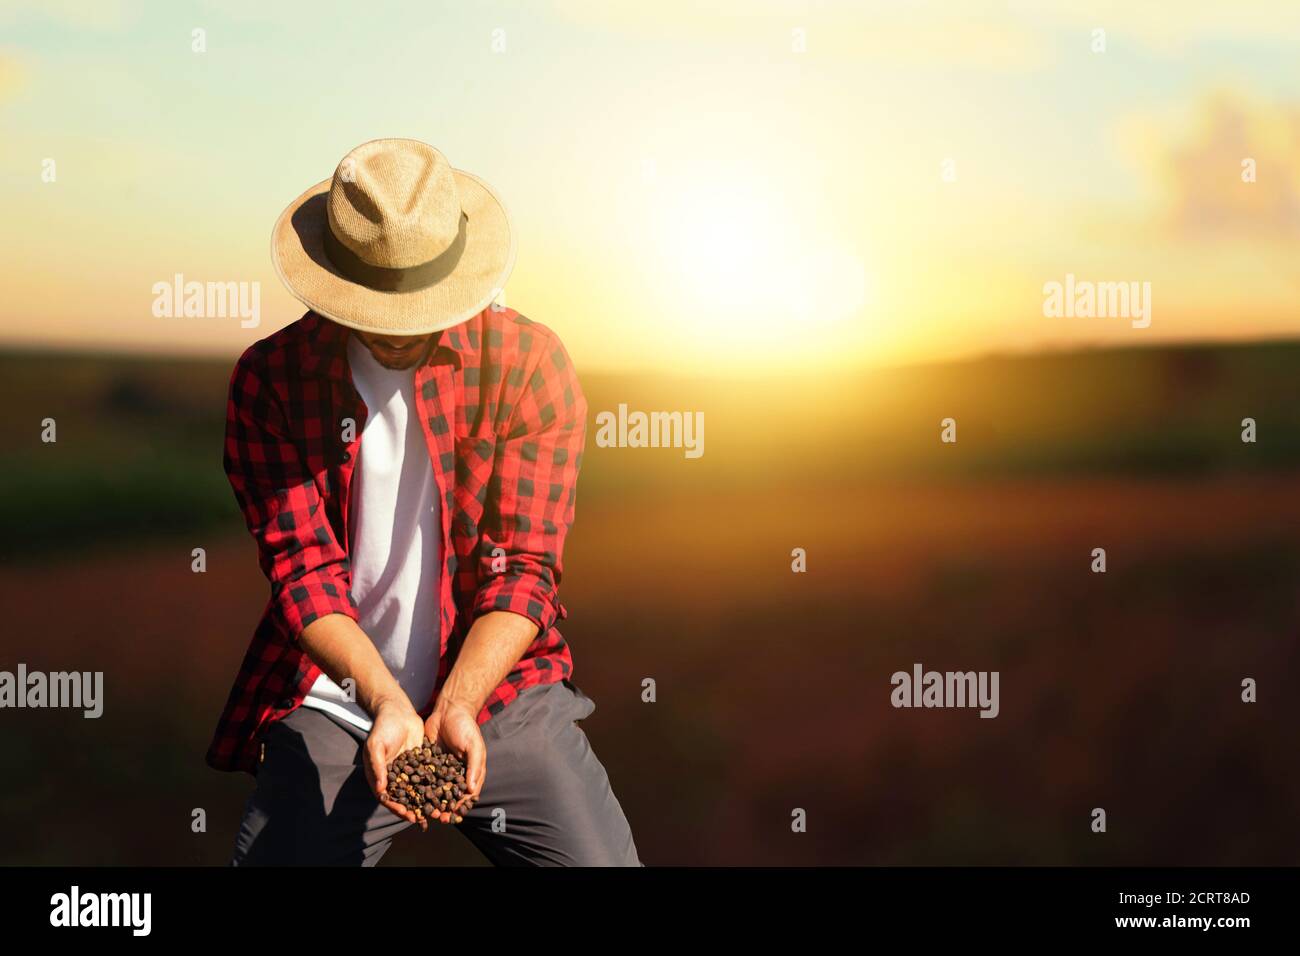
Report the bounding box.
[385,738,474,825]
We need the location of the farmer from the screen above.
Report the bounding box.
[206,138,639,866]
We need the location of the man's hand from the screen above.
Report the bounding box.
[424,701,486,824]
[420,610,541,824]
[363,696,431,831]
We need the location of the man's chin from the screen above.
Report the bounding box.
[372,350,422,369]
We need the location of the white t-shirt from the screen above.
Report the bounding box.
[300,334,442,732]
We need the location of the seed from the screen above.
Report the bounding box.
[385,747,472,831]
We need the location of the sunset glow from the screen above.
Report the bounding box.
[0,0,1297,373]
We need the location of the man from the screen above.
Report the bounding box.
[206,138,639,866]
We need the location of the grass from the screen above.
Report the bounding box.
[5,338,1300,559]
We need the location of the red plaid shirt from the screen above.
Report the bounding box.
[206,308,585,774]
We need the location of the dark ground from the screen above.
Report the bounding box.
[1,340,1297,865]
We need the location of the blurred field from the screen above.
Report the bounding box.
[1,340,1298,865]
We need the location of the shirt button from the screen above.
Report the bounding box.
[339,450,351,463]
[277,697,294,709]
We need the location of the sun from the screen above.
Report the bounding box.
[646,172,872,350]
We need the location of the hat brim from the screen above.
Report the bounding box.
[270,167,515,336]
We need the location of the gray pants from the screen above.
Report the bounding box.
[231,680,640,866]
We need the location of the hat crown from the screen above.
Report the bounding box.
[326,140,462,270]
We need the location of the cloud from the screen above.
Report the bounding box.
[1145,93,1300,240]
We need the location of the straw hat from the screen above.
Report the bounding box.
[271,138,515,335]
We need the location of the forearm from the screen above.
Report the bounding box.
[299,612,409,716]
[434,611,539,717]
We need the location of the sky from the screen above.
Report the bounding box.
[1,0,1298,374]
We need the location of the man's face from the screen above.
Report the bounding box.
[353,330,435,370]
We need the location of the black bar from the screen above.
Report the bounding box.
[3,866,1292,940]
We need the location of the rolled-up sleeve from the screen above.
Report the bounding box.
[223,347,359,640]
[472,331,586,635]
